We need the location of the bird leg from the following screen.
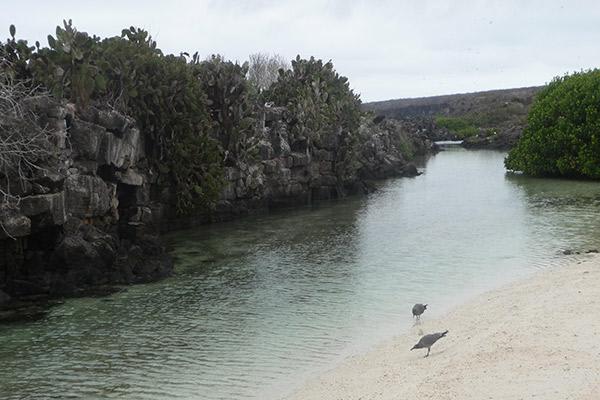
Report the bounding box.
[425,347,430,357]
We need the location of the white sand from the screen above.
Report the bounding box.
[287,255,600,400]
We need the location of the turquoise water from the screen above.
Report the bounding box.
[2,148,600,399]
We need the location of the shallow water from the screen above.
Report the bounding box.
[3,149,600,400]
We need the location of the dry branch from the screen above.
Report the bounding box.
[0,74,55,237]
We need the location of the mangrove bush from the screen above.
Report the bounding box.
[505,69,600,178]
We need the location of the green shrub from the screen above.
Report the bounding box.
[434,115,479,138]
[505,69,600,178]
[194,55,257,162]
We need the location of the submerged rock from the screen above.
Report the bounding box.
[0,289,11,307]
[0,305,49,323]
[403,163,419,177]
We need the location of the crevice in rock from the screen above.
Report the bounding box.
[96,164,116,183]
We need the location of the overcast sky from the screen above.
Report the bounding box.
[3,1,600,101]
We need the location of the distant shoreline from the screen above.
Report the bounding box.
[362,85,542,109]
[286,254,600,400]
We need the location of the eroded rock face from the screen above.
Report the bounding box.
[0,102,172,311]
[70,119,105,161]
[100,127,142,169]
[65,175,113,218]
[20,192,67,225]
[115,169,144,186]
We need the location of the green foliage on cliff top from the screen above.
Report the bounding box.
[264,56,363,181]
[264,56,362,144]
[505,69,600,178]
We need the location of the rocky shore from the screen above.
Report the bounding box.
[0,101,432,321]
[461,125,524,150]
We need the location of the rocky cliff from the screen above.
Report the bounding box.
[158,106,431,230]
[0,101,431,320]
[0,99,171,320]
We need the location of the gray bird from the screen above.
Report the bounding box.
[411,330,448,357]
[412,303,428,320]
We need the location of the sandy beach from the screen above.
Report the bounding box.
[287,255,600,400]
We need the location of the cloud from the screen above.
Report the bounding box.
[2,0,600,101]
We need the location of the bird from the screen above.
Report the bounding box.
[411,330,448,357]
[412,303,428,320]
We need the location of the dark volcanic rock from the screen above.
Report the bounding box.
[99,127,142,169]
[0,212,31,239]
[65,175,113,218]
[19,192,67,228]
[0,304,50,323]
[462,126,523,150]
[115,237,173,284]
[70,119,105,160]
[0,289,12,306]
[96,109,135,134]
[7,279,47,297]
[0,102,172,321]
[403,163,419,177]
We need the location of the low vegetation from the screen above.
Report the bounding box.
[434,103,529,139]
[434,115,479,138]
